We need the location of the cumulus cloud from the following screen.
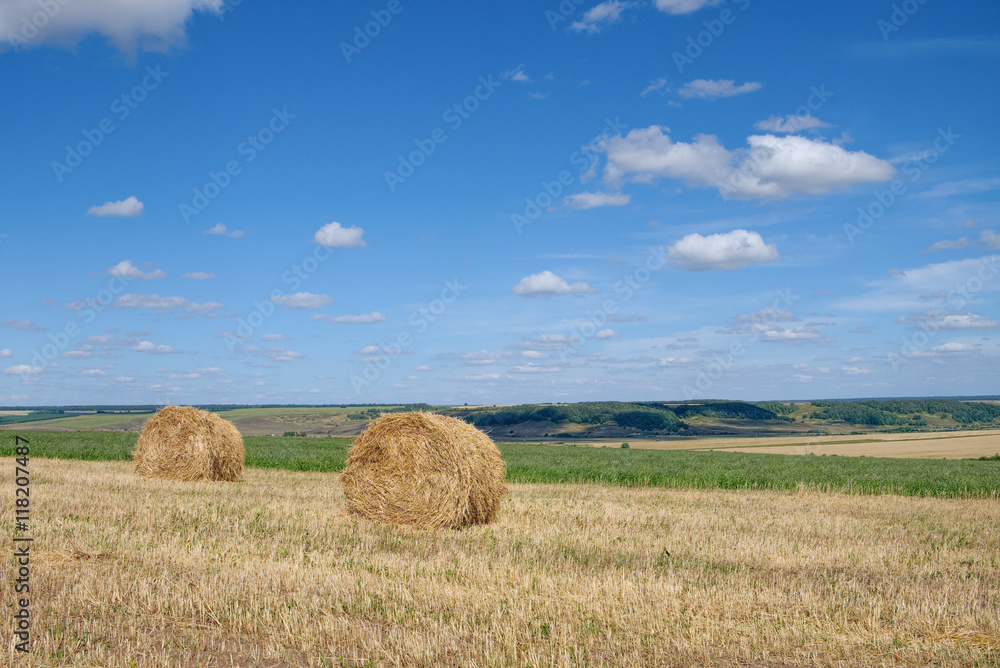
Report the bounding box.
[653,0,722,14]
[511,270,596,296]
[309,312,386,324]
[78,368,108,377]
[980,229,1000,250]
[570,1,631,33]
[114,294,224,314]
[270,293,334,310]
[131,340,178,354]
[564,191,631,210]
[509,334,581,351]
[838,257,1000,312]
[182,271,216,280]
[0,319,46,332]
[415,365,432,371]
[668,229,779,271]
[0,0,224,53]
[106,260,166,280]
[87,196,143,218]
[4,364,41,375]
[314,222,365,248]
[931,342,975,353]
[842,366,870,375]
[601,125,895,199]
[595,329,621,339]
[204,223,243,238]
[753,114,832,133]
[678,79,761,100]
[0,349,11,357]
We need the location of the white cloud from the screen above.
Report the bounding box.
[260,334,291,342]
[114,294,223,314]
[668,229,779,271]
[842,366,870,375]
[511,270,596,297]
[131,341,178,354]
[502,64,530,81]
[570,1,631,33]
[640,78,669,97]
[61,350,93,359]
[595,329,621,339]
[602,126,895,199]
[678,79,761,100]
[753,114,832,134]
[918,177,1000,199]
[509,334,581,351]
[0,0,223,53]
[415,365,432,371]
[235,346,305,362]
[512,363,561,373]
[4,365,41,375]
[310,312,386,324]
[925,237,972,252]
[653,0,722,14]
[980,229,1000,250]
[564,191,631,210]
[839,257,1000,312]
[521,350,549,359]
[933,314,1000,330]
[182,271,216,280]
[79,368,108,377]
[271,293,334,310]
[0,349,11,357]
[931,342,975,353]
[87,196,143,218]
[115,376,134,382]
[314,222,365,248]
[106,260,166,280]
[204,223,244,238]
[0,319,45,332]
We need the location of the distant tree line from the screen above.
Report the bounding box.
[466,402,684,433]
[810,399,1000,425]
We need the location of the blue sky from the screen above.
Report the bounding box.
[1,0,998,406]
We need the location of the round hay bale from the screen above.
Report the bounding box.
[340,412,506,529]
[133,405,244,482]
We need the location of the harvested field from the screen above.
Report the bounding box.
[2,457,997,667]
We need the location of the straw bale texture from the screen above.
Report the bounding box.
[133,405,244,482]
[340,412,506,529]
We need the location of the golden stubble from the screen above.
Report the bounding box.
[2,458,997,667]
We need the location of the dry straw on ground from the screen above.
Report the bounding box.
[340,411,506,529]
[132,405,244,482]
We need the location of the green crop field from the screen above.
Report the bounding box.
[3,431,999,498]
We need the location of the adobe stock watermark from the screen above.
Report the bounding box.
[384,75,501,192]
[681,288,798,399]
[844,126,959,244]
[179,107,295,224]
[718,84,833,198]
[544,0,587,30]
[511,116,628,234]
[672,0,751,73]
[27,274,135,374]
[5,0,70,52]
[878,0,930,40]
[888,254,999,371]
[350,278,466,394]
[223,244,334,350]
[340,0,411,64]
[556,244,669,360]
[51,65,169,183]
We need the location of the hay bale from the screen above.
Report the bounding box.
[133,405,244,482]
[340,412,506,529]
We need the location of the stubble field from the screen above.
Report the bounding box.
[3,458,998,667]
